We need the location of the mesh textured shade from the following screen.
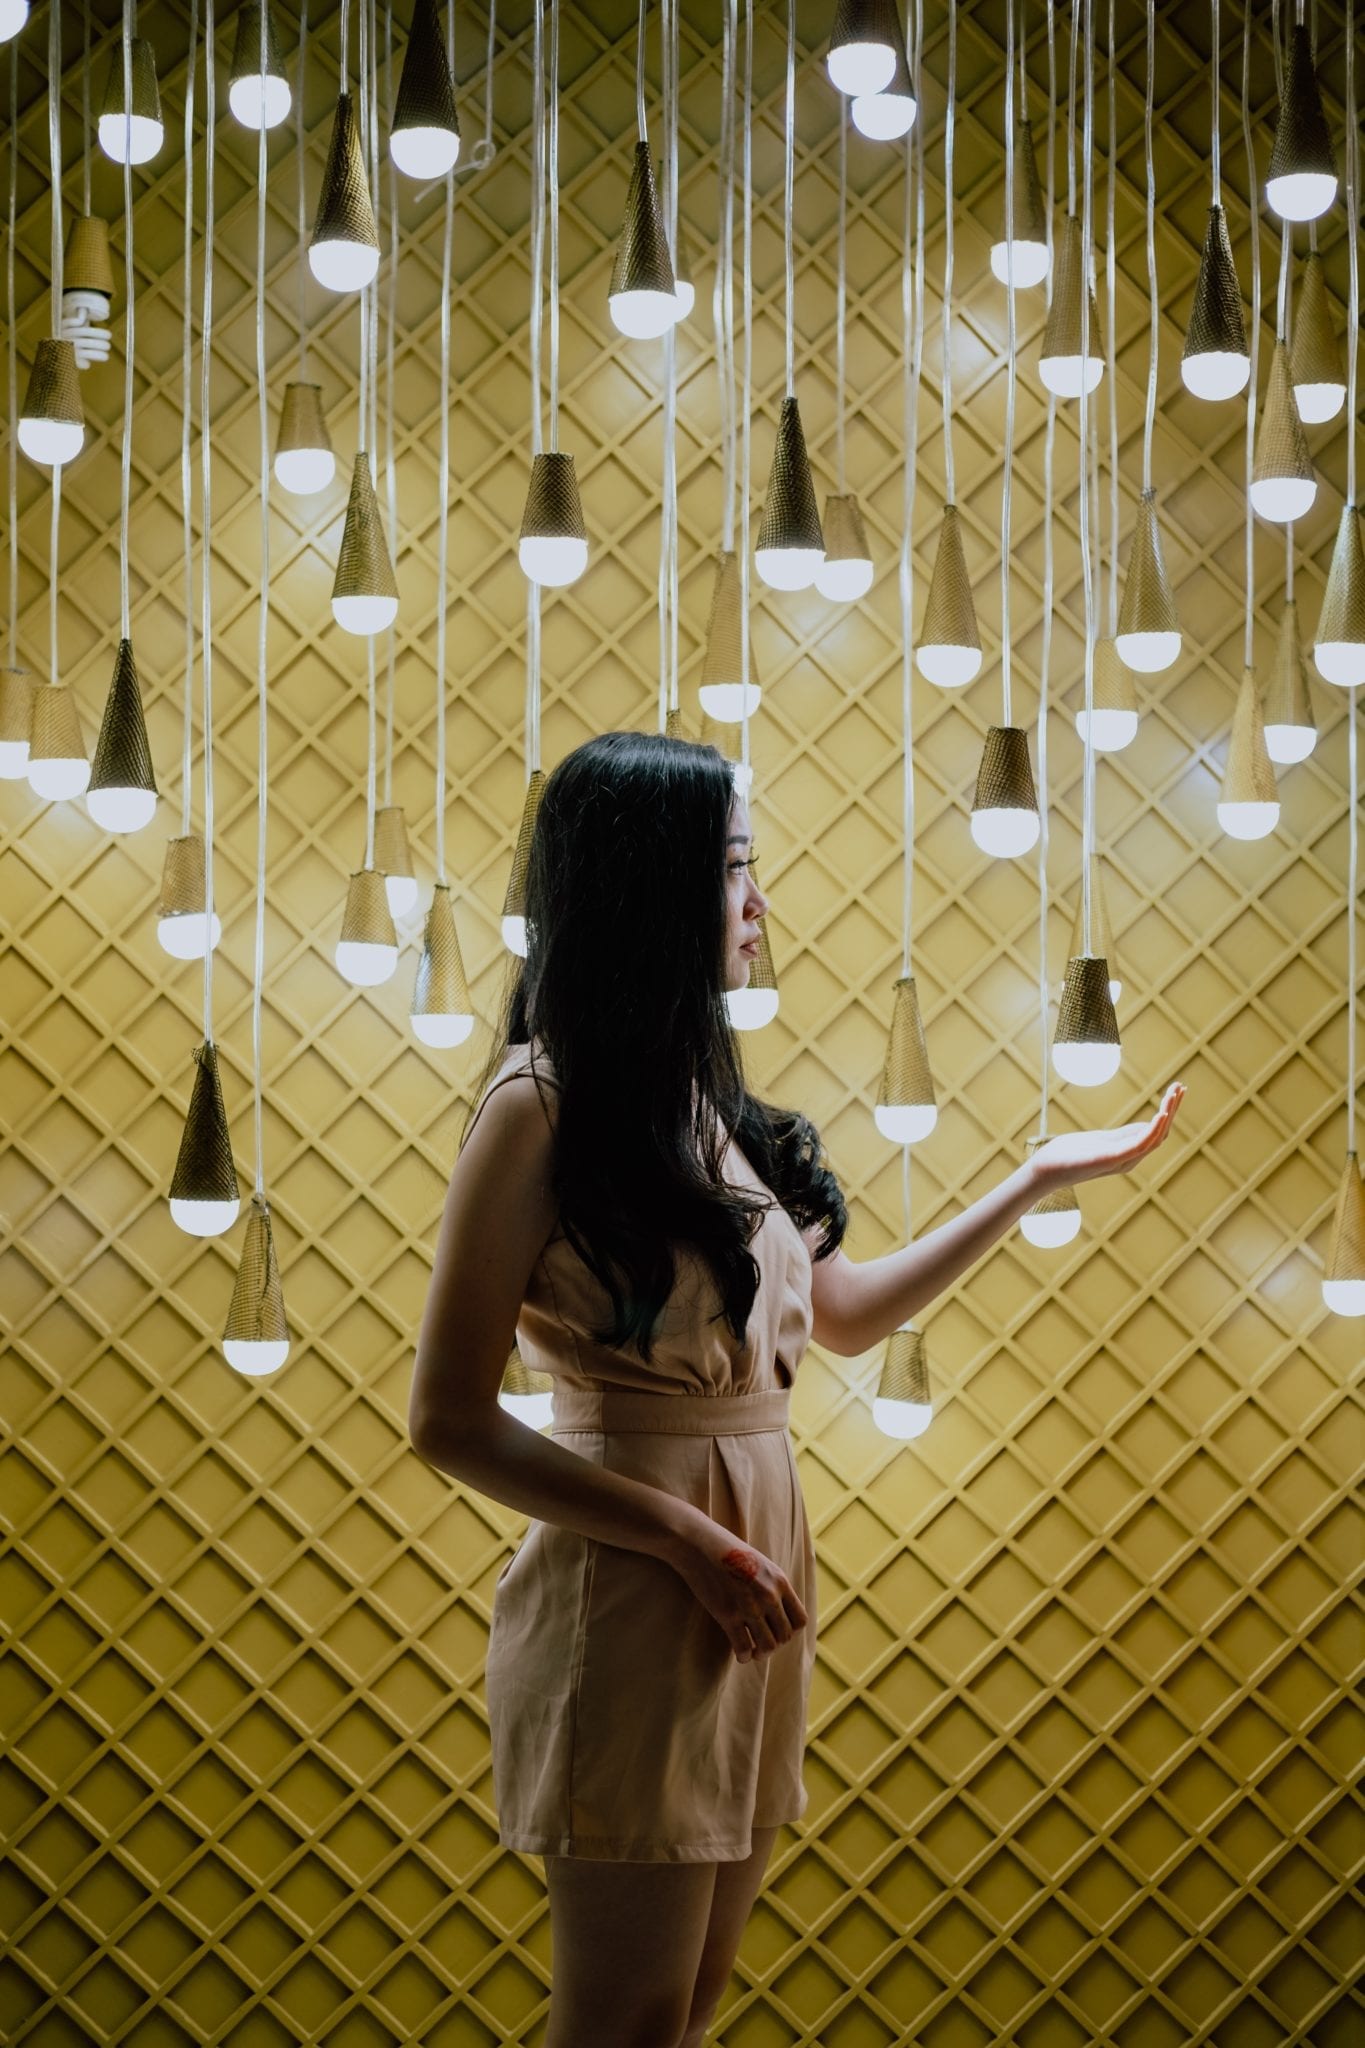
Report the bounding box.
[1116,488,1180,667]
[374,803,414,881]
[89,637,157,799]
[1266,22,1338,218]
[1181,205,1248,390]
[1091,637,1139,714]
[503,1349,554,1399]
[755,396,824,558]
[1252,341,1316,517]
[391,0,460,166]
[1264,598,1315,736]
[827,0,900,95]
[311,94,379,279]
[1038,217,1104,394]
[333,453,398,608]
[520,451,588,543]
[277,380,330,451]
[224,1194,290,1346]
[502,769,548,919]
[158,832,208,916]
[1056,955,1121,1047]
[1222,668,1279,806]
[664,704,688,739]
[820,493,872,567]
[918,504,981,674]
[1024,1136,1081,1220]
[29,682,87,764]
[877,974,936,1113]
[1314,505,1365,685]
[850,12,915,140]
[973,725,1038,812]
[700,550,758,688]
[877,1326,930,1407]
[746,920,778,993]
[1325,1153,1365,1288]
[99,37,161,142]
[20,336,84,440]
[229,1,289,118]
[64,215,114,295]
[1290,249,1345,411]
[609,139,676,314]
[993,113,1048,278]
[340,867,398,947]
[169,1041,239,1206]
[413,883,472,1018]
[0,666,34,748]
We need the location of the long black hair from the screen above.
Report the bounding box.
[463,731,847,1363]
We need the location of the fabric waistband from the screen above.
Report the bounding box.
[550,1385,791,1437]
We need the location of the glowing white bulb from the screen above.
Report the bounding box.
[335,938,398,984]
[500,1389,555,1427]
[916,642,981,687]
[815,554,874,601]
[1180,351,1250,400]
[1322,1278,1365,1316]
[28,754,90,800]
[412,1010,476,1048]
[384,872,420,920]
[1038,353,1104,398]
[274,446,335,494]
[1313,641,1365,687]
[224,1338,291,1375]
[609,288,679,339]
[171,1196,241,1236]
[332,592,399,634]
[1249,475,1316,522]
[850,88,917,140]
[86,785,157,831]
[1074,707,1138,752]
[228,74,291,129]
[98,112,163,164]
[1292,380,1345,424]
[672,276,695,319]
[755,546,823,592]
[1115,629,1180,674]
[1052,1039,1122,1086]
[1264,722,1316,764]
[698,682,762,721]
[874,1103,938,1144]
[0,739,30,777]
[519,534,588,587]
[18,415,83,465]
[726,986,780,1030]
[990,238,1049,288]
[158,911,222,959]
[971,807,1040,858]
[1020,1207,1082,1248]
[390,125,460,178]
[1217,799,1279,840]
[1265,170,1336,222]
[308,238,380,292]
[502,912,527,955]
[0,0,31,43]
[827,42,898,97]
[872,1395,932,1439]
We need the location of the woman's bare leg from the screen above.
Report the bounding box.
[542,1851,719,2048]
[678,1825,780,2048]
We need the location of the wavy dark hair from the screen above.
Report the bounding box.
[462,730,847,1363]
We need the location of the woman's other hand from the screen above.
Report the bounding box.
[1029,1081,1186,1189]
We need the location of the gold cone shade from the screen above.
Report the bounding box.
[1039,217,1103,384]
[1056,955,1120,1050]
[877,1326,930,1408]
[700,707,742,762]
[1117,489,1179,653]
[374,803,414,882]
[159,832,209,917]
[224,1192,290,1348]
[340,867,398,947]
[747,920,778,994]
[973,725,1038,813]
[1222,668,1278,807]
[277,380,331,455]
[700,550,758,689]
[1005,115,1048,246]
[230,1,287,91]
[1069,861,1116,970]
[64,215,114,296]
[502,1347,554,1399]
[413,883,472,1019]
[1024,1135,1081,1221]
[89,637,157,800]
[756,396,824,556]
[609,139,676,303]
[820,492,872,566]
[334,452,398,605]
[877,974,935,1116]
[520,450,588,543]
[664,704,690,739]
[1089,637,1139,719]
[503,768,548,920]
[0,666,34,748]
[1267,23,1337,202]
[829,0,901,77]
[1290,250,1344,396]
[29,683,87,766]
[1264,598,1315,734]
[1325,1153,1365,1289]
[312,93,379,268]
[21,337,84,436]
[392,0,460,153]
[1253,342,1315,501]
[919,504,980,657]
[1315,506,1365,679]
[169,1040,239,1207]
[1182,204,1248,365]
[100,37,161,129]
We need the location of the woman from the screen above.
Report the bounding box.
[409,731,1184,2048]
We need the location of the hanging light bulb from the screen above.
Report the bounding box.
[0,0,30,45]
[309,92,380,291]
[390,0,461,178]
[228,0,291,131]
[502,769,547,954]
[970,726,1040,858]
[916,504,981,685]
[1075,639,1139,752]
[873,974,936,1143]
[274,381,335,493]
[698,551,760,720]
[169,1041,241,1236]
[1020,1137,1082,1248]
[1322,1152,1365,1316]
[826,0,899,97]
[671,221,696,320]
[18,337,85,466]
[873,1325,932,1439]
[61,216,116,369]
[1115,488,1181,672]
[815,493,874,600]
[223,1193,292,1375]
[1052,954,1121,1086]
[375,803,419,919]
[411,884,476,1047]
[850,12,916,139]
[990,115,1049,288]
[1180,205,1250,399]
[0,668,34,779]
[26,684,90,799]
[99,36,164,163]
[754,396,824,590]
[1265,21,1338,223]
[336,868,399,984]
[1068,866,1120,1003]
[500,1349,555,1427]
[1263,597,1317,763]
[1038,217,1104,397]
[518,451,589,586]
[86,637,158,830]
[332,452,399,631]
[608,139,678,339]
[1313,505,1365,687]
[726,919,779,1030]
[1290,250,1346,423]
[1217,667,1280,839]
[1250,340,1317,522]
[156,834,222,958]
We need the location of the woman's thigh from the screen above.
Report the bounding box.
[542,1850,719,2048]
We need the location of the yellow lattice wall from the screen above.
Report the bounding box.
[3,0,1363,2041]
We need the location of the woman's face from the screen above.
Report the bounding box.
[723,796,770,991]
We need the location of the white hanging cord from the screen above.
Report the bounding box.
[738,0,752,780]
[657,0,675,726]
[1210,0,1221,205]
[1345,0,1358,513]
[253,14,270,1194]
[7,42,18,667]
[1066,0,1078,217]
[83,0,92,212]
[1142,0,1156,489]
[50,471,60,688]
[1106,0,1117,638]
[1039,0,1057,1134]
[1347,0,1359,1156]
[547,0,561,448]
[384,0,397,810]
[667,0,679,713]
[1240,0,1258,674]
[201,0,218,1041]
[901,0,924,978]
[469,0,497,170]
[1079,0,1096,955]
[434,2,454,884]
[181,0,199,835]
[1000,0,1016,725]
[297,0,309,373]
[119,2,135,642]
[783,0,795,394]
[636,0,647,139]
[529,0,545,456]
[49,0,62,321]
[364,0,379,871]
[716,0,736,552]
[836,97,847,494]
[942,0,956,502]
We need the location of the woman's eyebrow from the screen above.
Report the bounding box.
[726,833,752,846]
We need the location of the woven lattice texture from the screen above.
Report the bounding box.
[919,498,979,649]
[229,0,286,88]
[89,636,156,794]
[1057,953,1121,1048]
[1040,213,1103,373]
[756,394,824,554]
[100,34,162,124]
[699,548,758,686]
[333,451,398,601]
[157,831,207,917]
[1318,504,1365,646]
[821,490,872,566]
[1117,487,1178,641]
[1223,668,1280,807]
[1183,202,1248,361]
[63,213,115,296]
[0,665,34,743]
[973,722,1037,812]
[1291,248,1345,389]
[1091,636,1138,714]
[609,139,676,301]
[1264,598,1315,730]
[22,336,83,428]
[1267,22,1338,185]
[393,0,460,146]
[312,89,378,255]
[373,801,414,878]
[747,916,778,992]
[3,4,1362,2040]
[168,1040,239,1203]
[224,1193,291,1344]
[829,0,902,67]
[1254,340,1315,492]
[504,1347,555,1397]
[413,883,473,1017]
[1324,1154,1365,1283]
[503,768,547,917]
[26,681,85,761]
[276,377,331,453]
[1006,113,1048,244]
[877,1325,930,1406]
[340,865,398,945]
[519,449,588,542]
[877,973,935,1108]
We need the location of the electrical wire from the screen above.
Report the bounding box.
[529,0,545,457]
[83,0,91,212]
[836,97,847,493]
[253,4,270,1191]
[1345,0,1359,1156]
[297,0,309,373]
[1211,0,1221,205]
[1078,0,1096,956]
[434,0,454,883]
[1142,0,1156,489]
[201,0,218,1043]
[49,0,62,318]
[181,0,199,834]
[1001,0,1016,724]
[1038,0,1057,1133]
[716,0,736,553]
[7,42,17,667]
[943,0,957,502]
[1106,0,1117,638]
[738,0,752,780]
[120,0,134,641]
[658,0,675,725]
[783,0,795,394]
[385,0,397,810]
[548,0,560,446]
[1240,0,1258,674]
[636,0,647,139]
[903,0,924,980]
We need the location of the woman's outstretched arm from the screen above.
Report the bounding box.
[805,1082,1186,1357]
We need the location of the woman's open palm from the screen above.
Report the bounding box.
[1031,1082,1186,1186]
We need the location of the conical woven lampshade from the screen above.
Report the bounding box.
[274,381,334,493]
[876,1326,930,1408]
[374,804,414,883]
[1077,638,1140,752]
[990,114,1049,286]
[224,1193,291,1349]
[1313,506,1365,687]
[1221,667,1279,810]
[827,0,900,96]
[99,37,162,162]
[412,883,472,1021]
[609,139,676,336]
[0,666,34,773]
[755,396,824,588]
[875,973,936,1136]
[19,337,84,463]
[158,833,208,916]
[1055,955,1120,1052]
[169,1041,239,1207]
[1290,250,1345,420]
[519,451,589,585]
[340,867,398,947]
[746,920,778,994]
[1022,1135,1082,1238]
[1324,1152,1365,1299]
[88,637,157,826]
[699,550,759,715]
[1116,489,1180,672]
[815,493,874,601]
[64,215,115,296]
[28,682,87,774]
[700,705,742,762]
[310,93,379,290]
[502,1348,555,1400]
[917,504,981,684]
[391,0,460,177]
[664,705,690,740]
[1181,204,1249,398]
[1263,598,1316,761]
[1266,21,1337,221]
[971,727,1039,859]
[1251,341,1316,521]
[228,0,290,128]
[503,769,548,922]
[332,452,398,629]
[1038,216,1104,397]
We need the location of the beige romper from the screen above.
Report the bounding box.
[470,1040,819,1863]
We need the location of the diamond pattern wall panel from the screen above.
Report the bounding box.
[2,0,1363,2042]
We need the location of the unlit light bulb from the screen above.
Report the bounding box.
[171,1196,241,1236]
[726,985,780,1030]
[157,911,222,959]
[412,1010,475,1048]
[873,1103,938,1143]
[86,785,157,832]
[971,807,1039,858]
[391,125,460,178]
[17,412,83,465]
[1052,1039,1122,1087]
[385,873,420,920]
[335,938,398,984]
[502,913,527,955]
[518,534,588,587]
[1217,798,1279,840]
[1074,706,1138,753]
